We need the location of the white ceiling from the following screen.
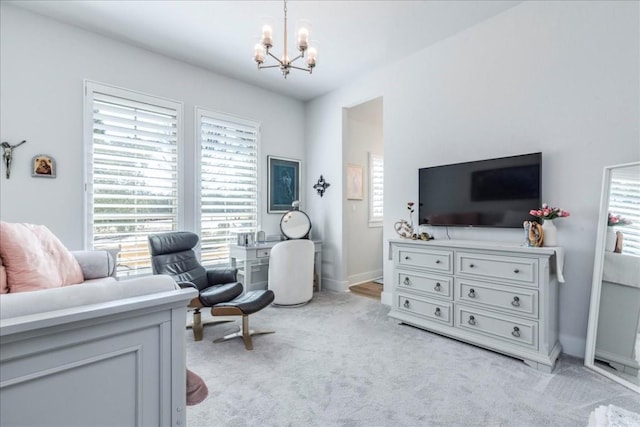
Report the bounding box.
[8,0,522,102]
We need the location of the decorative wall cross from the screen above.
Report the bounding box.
[1,140,27,179]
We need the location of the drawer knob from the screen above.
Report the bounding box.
[467,315,476,326]
[511,296,520,307]
[512,326,521,337]
[469,263,475,268]
[403,277,410,285]
[435,259,441,264]
[404,256,410,260]
[434,307,441,317]
[434,283,441,292]
[403,300,410,308]
[468,288,476,298]
[514,268,520,274]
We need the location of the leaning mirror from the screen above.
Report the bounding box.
[585,161,640,393]
[280,210,311,239]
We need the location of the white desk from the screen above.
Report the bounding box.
[230,240,322,293]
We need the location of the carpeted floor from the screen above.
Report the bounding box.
[185,291,640,427]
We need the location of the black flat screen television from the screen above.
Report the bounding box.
[418,152,541,228]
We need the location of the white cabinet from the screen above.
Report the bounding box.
[1,286,197,426]
[388,239,562,372]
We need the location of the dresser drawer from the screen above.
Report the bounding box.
[397,271,453,299]
[456,252,537,286]
[256,249,271,258]
[456,279,538,318]
[396,293,453,325]
[456,306,538,349]
[397,248,453,273]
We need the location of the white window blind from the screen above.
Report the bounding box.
[197,109,259,266]
[609,171,640,256]
[369,153,384,227]
[85,82,182,277]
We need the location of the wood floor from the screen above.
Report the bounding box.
[349,281,382,299]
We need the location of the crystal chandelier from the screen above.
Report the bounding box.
[253,0,317,78]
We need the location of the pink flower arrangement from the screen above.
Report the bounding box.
[608,212,631,227]
[529,203,570,221]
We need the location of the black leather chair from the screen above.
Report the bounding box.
[148,231,275,349]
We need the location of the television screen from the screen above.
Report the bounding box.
[419,153,541,228]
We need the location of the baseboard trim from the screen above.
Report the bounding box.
[348,269,383,286]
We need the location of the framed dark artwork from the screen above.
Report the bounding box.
[32,154,56,178]
[268,156,300,213]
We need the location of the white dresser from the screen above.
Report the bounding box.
[388,239,562,372]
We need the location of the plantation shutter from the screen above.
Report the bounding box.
[369,153,384,226]
[86,82,181,277]
[198,109,259,266]
[609,169,640,256]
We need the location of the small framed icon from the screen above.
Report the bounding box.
[32,154,56,178]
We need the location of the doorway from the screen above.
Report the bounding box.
[344,97,384,298]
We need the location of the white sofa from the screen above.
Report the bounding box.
[0,250,197,427]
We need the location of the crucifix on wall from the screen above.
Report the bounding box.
[1,140,27,179]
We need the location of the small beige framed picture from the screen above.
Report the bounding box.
[346,164,363,200]
[32,154,56,178]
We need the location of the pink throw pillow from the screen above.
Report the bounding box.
[0,258,7,294]
[0,222,84,293]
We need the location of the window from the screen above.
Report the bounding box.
[197,108,259,266]
[609,169,640,256]
[85,82,182,277]
[369,152,384,227]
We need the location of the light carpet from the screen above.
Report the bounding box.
[186,291,640,427]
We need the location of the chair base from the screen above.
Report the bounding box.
[190,310,234,341]
[213,315,274,350]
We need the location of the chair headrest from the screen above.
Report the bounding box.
[148,231,199,256]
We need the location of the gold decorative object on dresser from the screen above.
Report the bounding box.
[388,239,564,372]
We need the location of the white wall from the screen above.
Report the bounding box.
[0,4,305,249]
[345,98,383,284]
[2,1,638,358]
[306,1,640,357]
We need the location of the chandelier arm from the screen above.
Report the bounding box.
[288,65,312,73]
[266,50,285,65]
[289,53,305,64]
[258,65,282,70]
